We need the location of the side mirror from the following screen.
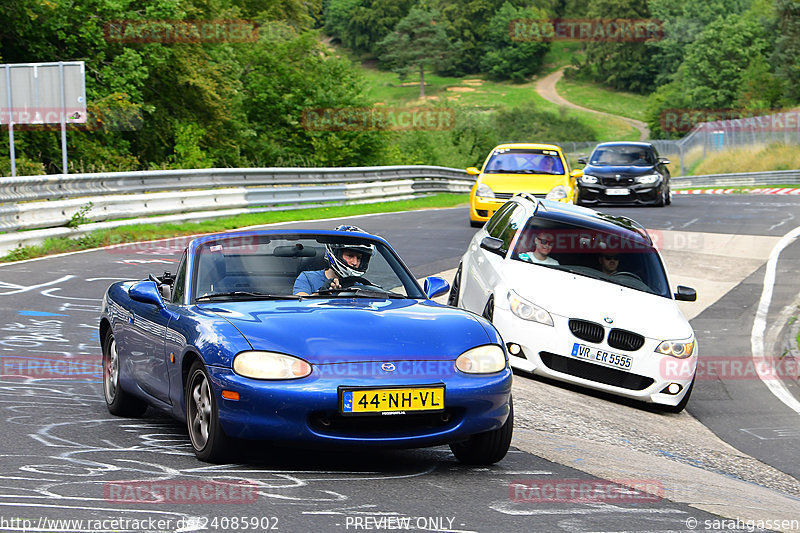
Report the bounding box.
[569,169,584,178]
[480,236,504,253]
[129,280,166,308]
[659,157,671,165]
[424,276,450,299]
[674,285,696,302]
[577,157,587,165]
[466,167,481,175]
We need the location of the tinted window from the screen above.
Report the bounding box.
[484,148,565,175]
[485,202,515,236]
[590,145,654,166]
[511,219,670,297]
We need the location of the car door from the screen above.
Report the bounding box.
[463,202,525,315]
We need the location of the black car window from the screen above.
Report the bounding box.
[172,251,187,304]
[485,202,515,236]
[487,203,524,256]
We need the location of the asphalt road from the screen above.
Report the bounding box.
[0,194,798,532]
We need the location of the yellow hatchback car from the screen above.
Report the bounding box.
[468,143,583,227]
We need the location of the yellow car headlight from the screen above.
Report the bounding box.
[455,345,506,374]
[233,351,312,380]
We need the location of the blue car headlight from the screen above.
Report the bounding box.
[456,345,506,374]
[233,351,312,380]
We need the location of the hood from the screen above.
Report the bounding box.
[504,262,692,341]
[479,173,568,195]
[582,164,657,177]
[200,299,493,363]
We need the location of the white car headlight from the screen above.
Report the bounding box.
[455,345,506,374]
[636,174,660,184]
[233,351,312,379]
[507,290,553,326]
[580,174,599,184]
[545,185,568,200]
[655,338,695,359]
[476,183,495,198]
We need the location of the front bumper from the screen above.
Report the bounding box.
[578,183,664,205]
[206,360,512,447]
[492,308,695,408]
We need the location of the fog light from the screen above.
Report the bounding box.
[660,383,683,395]
[508,343,521,355]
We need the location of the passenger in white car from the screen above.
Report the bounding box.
[519,232,559,265]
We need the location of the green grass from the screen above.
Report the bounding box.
[796,325,800,352]
[555,78,650,122]
[540,42,584,74]
[674,185,800,191]
[1,194,468,263]
[360,65,639,141]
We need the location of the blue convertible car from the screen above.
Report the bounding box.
[100,227,513,464]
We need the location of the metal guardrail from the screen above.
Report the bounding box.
[671,170,800,188]
[0,166,472,256]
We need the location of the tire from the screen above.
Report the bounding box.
[102,331,148,417]
[470,219,483,228]
[655,186,666,207]
[447,264,462,307]
[186,360,232,462]
[482,296,494,322]
[665,185,672,205]
[450,398,513,465]
[661,378,694,414]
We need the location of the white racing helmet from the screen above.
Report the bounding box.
[325,225,375,278]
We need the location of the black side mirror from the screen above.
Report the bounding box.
[577,157,587,165]
[659,157,671,165]
[480,236,504,253]
[674,285,696,301]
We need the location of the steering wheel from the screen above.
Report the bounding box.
[339,276,372,289]
[611,271,643,282]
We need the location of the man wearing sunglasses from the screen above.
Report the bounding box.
[519,232,559,265]
[599,253,620,275]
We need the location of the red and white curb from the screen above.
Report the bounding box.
[675,188,800,195]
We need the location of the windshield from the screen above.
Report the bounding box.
[192,234,424,301]
[510,219,670,298]
[589,145,655,167]
[484,148,565,175]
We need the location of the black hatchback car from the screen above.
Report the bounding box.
[576,142,671,207]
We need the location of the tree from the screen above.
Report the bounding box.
[325,0,414,56]
[480,2,550,82]
[377,7,452,99]
[773,0,800,103]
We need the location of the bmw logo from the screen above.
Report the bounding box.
[604,317,614,324]
[381,363,396,372]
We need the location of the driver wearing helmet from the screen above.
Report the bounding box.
[293,225,374,295]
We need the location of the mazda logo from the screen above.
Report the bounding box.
[381,363,396,372]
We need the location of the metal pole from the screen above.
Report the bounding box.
[59,62,68,174]
[5,65,15,177]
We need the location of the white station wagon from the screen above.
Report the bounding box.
[449,194,698,412]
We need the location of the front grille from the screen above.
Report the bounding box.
[309,409,461,437]
[600,177,635,186]
[539,352,654,390]
[569,319,605,344]
[494,192,515,200]
[608,328,645,351]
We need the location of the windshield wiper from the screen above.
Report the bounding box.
[196,291,302,301]
[311,287,407,298]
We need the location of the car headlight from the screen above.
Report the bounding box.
[580,174,598,184]
[655,338,695,359]
[636,174,660,184]
[476,183,495,198]
[507,290,553,326]
[456,344,506,374]
[545,185,568,200]
[233,351,312,379]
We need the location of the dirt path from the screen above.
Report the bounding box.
[536,67,650,141]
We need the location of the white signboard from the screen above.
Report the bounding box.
[0,61,86,125]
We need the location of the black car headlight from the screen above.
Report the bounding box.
[580,174,599,184]
[636,174,660,184]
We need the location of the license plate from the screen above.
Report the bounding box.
[340,386,445,416]
[606,188,630,195]
[571,343,632,371]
